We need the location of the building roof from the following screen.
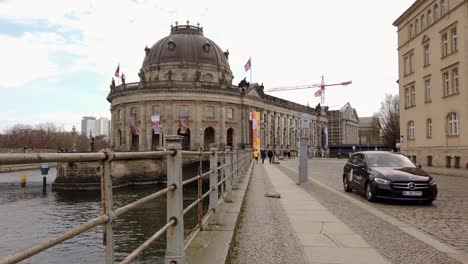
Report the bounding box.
[359,117,373,127]
[393,0,423,26]
[142,24,230,71]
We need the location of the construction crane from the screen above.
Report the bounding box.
[266,76,352,105]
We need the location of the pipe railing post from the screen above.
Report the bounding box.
[165,135,185,264]
[232,148,239,190]
[224,146,232,202]
[209,146,219,225]
[220,152,225,197]
[100,149,115,264]
[237,149,243,183]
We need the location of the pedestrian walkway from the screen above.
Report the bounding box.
[230,163,390,264]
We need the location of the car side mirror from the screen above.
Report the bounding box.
[417,164,422,168]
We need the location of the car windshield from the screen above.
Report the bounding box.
[366,153,416,168]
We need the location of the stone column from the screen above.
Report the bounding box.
[139,103,146,151]
[125,106,131,151]
[193,102,202,150]
[220,102,227,148]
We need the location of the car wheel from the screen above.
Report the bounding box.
[366,182,376,202]
[343,176,352,192]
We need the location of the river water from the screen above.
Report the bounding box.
[0,166,209,263]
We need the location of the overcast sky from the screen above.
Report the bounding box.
[0,0,414,133]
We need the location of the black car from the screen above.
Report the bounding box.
[342,151,438,204]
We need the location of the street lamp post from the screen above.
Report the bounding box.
[71,126,77,152]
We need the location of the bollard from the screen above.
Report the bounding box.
[21,174,27,187]
[165,135,185,264]
[298,137,309,185]
[43,176,47,190]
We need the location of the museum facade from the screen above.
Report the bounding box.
[107,23,329,152]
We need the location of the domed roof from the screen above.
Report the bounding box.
[142,23,230,71]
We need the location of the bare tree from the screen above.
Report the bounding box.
[376,94,400,148]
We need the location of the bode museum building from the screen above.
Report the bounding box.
[107,23,329,152]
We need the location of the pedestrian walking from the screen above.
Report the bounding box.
[267,148,273,164]
[253,149,259,164]
[260,149,266,164]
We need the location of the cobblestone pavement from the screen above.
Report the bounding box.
[277,158,467,264]
[229,164,308,264]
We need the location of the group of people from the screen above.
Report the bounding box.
[253,148,274,164]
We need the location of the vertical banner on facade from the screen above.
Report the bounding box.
[252,112,260,150]
[179,114,189,134]
[151,115,161,134]
[128,117,140,135]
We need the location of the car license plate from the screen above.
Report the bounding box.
[402,191,422,196]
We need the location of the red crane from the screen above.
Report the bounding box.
[266,76,352,105]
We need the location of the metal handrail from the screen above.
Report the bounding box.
[115,185,176,217]
[0,214,109,264]
[120,219,176,264]
[0,146,252,264]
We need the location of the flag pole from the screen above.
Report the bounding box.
[250,57,252,83]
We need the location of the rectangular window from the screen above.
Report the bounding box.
[448,113,459,135]
[405,88,410,107]
[117,109,122,120]
[427,119,432,138]
[453,68,459,94]
[130,107,138,119]
[153,106,161,115]
[452,28,458,52]
[442,33,448,57]
[409,53,414,73]
[227,108,233,119]
[179,105,189,117]
[404,57,408,75]
[410,86,416,106]
[424,45,430,66]
[206,106,214,118]
[425,79,431,102]
[443,72,450,96]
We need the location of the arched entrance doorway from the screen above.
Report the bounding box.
[227,128,234,147]
[203,126,215,150]
[152,134,163,150]
[177,128,191,150]
[131,134,139,151]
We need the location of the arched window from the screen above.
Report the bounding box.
[434,4,439,20]
[415,19,419,34]
[441,0,447,16]
[426,119,432,138]
[117,129,123,146]
[408,121,415,139]
[409,24,414,38]
[427,10,432,25]
[448,113,459,135]
[421,15,425,29]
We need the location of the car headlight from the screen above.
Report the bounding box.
[374,177,390,184]
[429,179,436,185]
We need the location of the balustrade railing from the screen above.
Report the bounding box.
[0,135,253,264]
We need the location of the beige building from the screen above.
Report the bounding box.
[328,103,359,145]
[358,116,381,145]
[107,23,328,151]
[393,0,467,168]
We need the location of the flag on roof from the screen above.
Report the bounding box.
[114,64,120,77]
[244,57,251,71]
